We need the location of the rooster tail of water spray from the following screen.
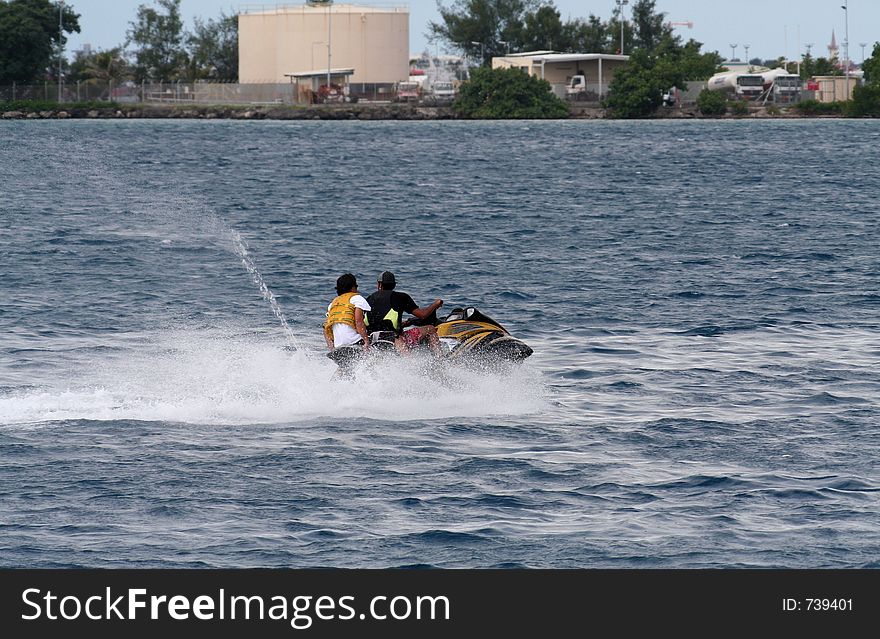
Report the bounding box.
[228,229,304,354]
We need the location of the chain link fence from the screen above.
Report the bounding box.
[0,81,139,103]
[2,81,393,106]
[1,81,411,106]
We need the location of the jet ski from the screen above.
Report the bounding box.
[327,306,532,377]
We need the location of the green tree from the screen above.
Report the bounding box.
[69,47,131,84]
[861,42,880,84]
[607,9,633,55]
[520,4,563,51]
[848,43,880,116]
[676,39,723,80]
[848,83,880,117]
[429,0,539,66]
[629,0,672,54]
[0,0,80,84]
[562,15,609,54]
[800,55,841,79]
[603,46,685,118]
[187,11,238,81]
[454,66,569,118]
[127,0,188,82]
[604,34,719,118]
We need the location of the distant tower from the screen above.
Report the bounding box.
[828,29,839,60]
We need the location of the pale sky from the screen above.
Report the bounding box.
[64,0,880,64]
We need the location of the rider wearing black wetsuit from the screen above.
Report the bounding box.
[365,271,443,355]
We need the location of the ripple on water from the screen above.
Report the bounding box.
[1,120,880,569]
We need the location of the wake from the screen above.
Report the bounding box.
[0,329,548,426]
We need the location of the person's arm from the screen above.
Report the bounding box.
[324,323,334,350]
[354,307,370,349]
[411,298,443,320]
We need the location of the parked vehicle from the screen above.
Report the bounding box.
[315,83,356,104]
[661,86,679,107]
[772,74,803,104]
[425,81,456,106]
[735,74,765,100]
[394,81,421,103]
[565,75,597,102]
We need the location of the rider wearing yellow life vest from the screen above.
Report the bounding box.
[324,274,371,351]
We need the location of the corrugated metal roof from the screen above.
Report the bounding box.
[526,53,630,63]
[285,68,356,78]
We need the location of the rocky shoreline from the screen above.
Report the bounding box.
[0,104,462,121]
[0,102,839,120]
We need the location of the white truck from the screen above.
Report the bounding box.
[426,81,456,106]
[565,74,594,101]
[735,74,766,100]
[772,74,803,104]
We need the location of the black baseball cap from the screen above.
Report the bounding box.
[379,271,396,286]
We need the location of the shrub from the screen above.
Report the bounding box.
[696,89,726,115]
[453,67,569,119]
[793,99,845,115]
[766,104,781,116]
[730,100,749,116]
[847,83,880,117]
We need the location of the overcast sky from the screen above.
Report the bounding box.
[63,0,879,63]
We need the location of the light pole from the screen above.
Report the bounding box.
[805,43,813,58]
[616,0,629,55]
[841,1,850,100]
[744,44,750,67]
[471,41,484,66]
[58,0,63,102]
[730,43,738,62]
[307,0,333,89]
[499,40,511,56]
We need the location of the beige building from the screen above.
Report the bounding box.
[492,52,629,99]
[238,3,409,85]
[811,75,861,103]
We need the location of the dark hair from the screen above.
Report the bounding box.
[378,271,396,290]
[336,273,357,296]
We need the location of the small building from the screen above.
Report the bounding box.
[492,51,630,99]
[238,3,408,87]
[812,75,860,103]
[285,68,355,104]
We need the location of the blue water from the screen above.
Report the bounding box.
[1,119,879,568]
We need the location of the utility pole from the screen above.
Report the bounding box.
[842,1,850,100]
[744,44,750,67]
[307,0,333,90]
[616,0,629,55]
[58,0,63,102]
[327,1,332,90]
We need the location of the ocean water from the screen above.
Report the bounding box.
[1,118,879,568]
